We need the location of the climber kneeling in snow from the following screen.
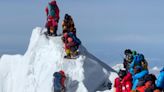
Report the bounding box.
[45,0,60,36]
[62,14,76,35]
[53,70,66,92]
[62,32,81,59]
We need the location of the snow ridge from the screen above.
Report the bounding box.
[0,27,117,92]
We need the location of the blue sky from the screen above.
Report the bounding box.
[0,0,164,68]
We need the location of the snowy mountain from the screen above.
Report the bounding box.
[0,27,118,92]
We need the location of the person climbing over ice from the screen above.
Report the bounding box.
[53,70,66,92]
[62,32,81,58]
[62,32,81,59]
[45,0,60,36]
[64,37,79,59]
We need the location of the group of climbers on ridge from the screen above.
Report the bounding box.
[44,1,163,92]
[62,14,81,59]
[44,1,81,92]
[45,0,81,59]
[114,49,164,92]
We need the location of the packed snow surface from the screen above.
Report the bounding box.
[0,27,117,92]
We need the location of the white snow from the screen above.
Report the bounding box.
[151,66,160,71]
[112,64,124,72]
[0,27,117,92]
[149,66,161,76]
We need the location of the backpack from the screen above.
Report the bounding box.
[68,32,81,46]
[53,72,65,91]
[48,4,56,17]
[133,55,142,67]
[133,54,145,67]
[74,37,81,46]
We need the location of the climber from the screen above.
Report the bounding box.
[62,32,81,59]
[132,65,148,90]
[45,0,60,36]
[123,49,133,71]
[129,53,148,75]
[53,70,66,92]
[136,74,156,88]
[62,32,81,46]
[64,37,79,59]
[121,71,132,92]
[114,69,126,92]
[136,74,157,92]
[62,14,76,35]
[45,16,58,36]
[156,67,164,91]
[114,69,132,92]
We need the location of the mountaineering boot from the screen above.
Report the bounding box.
[71,51,79,58]
[64,55,71,59]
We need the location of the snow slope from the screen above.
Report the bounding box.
[0,27,117,92]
